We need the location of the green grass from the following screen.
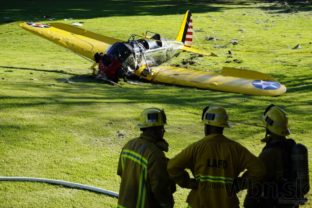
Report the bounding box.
[0,0,312,207]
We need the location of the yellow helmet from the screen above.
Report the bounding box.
[138,108,167,128]
[263,105,290,136]
[202,106,230,128]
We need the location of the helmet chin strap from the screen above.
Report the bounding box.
[261,129,272,142]
[204,125,211,136]
[263,129,286,143]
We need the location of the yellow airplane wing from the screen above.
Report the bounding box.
[20,22,121,60]
[135,66,286,96]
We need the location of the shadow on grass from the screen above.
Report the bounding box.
[0,78,310,136]
[259,2,312,13]
[283,75,312,94]
[0,65,78,76]
[0,0,261,25]
[0,64,310,120]
[60,74,119,85]
[0,65,309,104]
[270,70,312,92]
[1,64,310,110]
[0,124,23,130]
[0,74,247,109]
[0,75,299,109]
[0,0,215,24]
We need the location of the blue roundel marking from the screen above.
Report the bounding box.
[252,80,281,90]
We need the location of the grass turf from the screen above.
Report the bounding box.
[0,0,311,207]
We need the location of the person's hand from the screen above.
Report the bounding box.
[185,179,198,189]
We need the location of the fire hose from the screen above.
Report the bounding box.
[0,176,119,198]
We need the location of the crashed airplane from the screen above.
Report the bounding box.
[20,10,286,96]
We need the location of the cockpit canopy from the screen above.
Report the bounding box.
[106,42,133,62]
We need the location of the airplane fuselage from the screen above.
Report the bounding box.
[106,36,183,71]
[143,39,183,67]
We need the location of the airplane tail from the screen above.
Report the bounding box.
[176,10,193,47]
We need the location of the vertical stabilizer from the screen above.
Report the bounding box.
[176,10,193,47]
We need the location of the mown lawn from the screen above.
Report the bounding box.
[0,0,311,207]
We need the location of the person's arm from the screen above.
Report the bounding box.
[167,145,198,189]
[117,150,123,177]
[238,145,266,183]
[232,146,265,194]
[148,150,174,208]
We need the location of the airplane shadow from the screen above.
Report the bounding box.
[0,65,122,86]
[56,74,119,86]
[0,65,78,76]
[60,74,156,87]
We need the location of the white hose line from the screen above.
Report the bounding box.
[0,176,119,198]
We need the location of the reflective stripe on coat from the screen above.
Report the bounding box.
[168,133,265,208]
[117,134,174,208]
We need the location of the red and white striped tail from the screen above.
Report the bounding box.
[184,17,193,47]
[176,10,193,46]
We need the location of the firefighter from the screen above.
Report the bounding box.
[244,104,309,208]
[117,108,175,208]
[167,106,265,208]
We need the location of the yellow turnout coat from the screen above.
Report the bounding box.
[117,133,174,208]
[168,133,265,208]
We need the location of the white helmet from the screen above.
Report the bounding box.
[202,106,230,128]
[263,104,290,136]
[138,108,167,128]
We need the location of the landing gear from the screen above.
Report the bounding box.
[141,67,152,77]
